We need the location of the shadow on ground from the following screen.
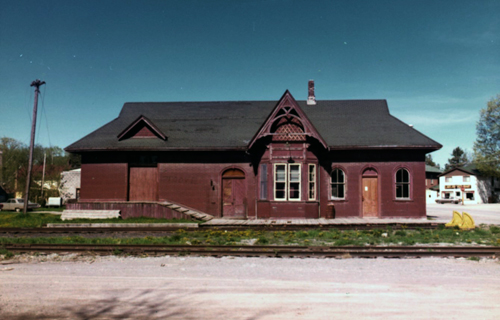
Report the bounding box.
[0,284,276,320]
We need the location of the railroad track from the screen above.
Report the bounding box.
[2,243,498,258]
[0,223,440,235]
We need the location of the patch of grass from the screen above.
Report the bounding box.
[34,207,66,212]
[489,226,500,234]
[0,212,61,228]
[467,256,481,262]
[1,225,499,248]
[0,213,196,228]
[0,247,14,259]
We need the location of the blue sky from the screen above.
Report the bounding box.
[1,0,498,167]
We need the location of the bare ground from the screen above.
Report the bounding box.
[1,254,499,319]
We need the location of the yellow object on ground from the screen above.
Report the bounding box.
[459,212,475,230]
[445,211,463,227]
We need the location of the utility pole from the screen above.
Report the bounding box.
[23,79,45,214]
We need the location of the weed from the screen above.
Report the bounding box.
[489,226,500,234]
[0,247,14,259]
[257,237,269,244]
[394,230,407,237]
[467,256,480,262]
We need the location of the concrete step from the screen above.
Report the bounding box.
[61,210,121,221]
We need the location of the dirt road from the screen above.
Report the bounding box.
[1,255,499,319]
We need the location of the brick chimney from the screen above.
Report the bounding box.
[307,80,316,105]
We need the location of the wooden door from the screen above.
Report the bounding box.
[222,177,246,218]
[362,177,378,217]
[129,167,158,201]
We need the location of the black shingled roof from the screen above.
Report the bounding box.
[65,99,441,152]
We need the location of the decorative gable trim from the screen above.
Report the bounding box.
[117,115,167,141]
[248,90,328,149]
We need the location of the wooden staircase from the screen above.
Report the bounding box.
[159,201,214,222]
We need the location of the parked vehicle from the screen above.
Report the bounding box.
[0,198,41,212]
[435,197,462,204]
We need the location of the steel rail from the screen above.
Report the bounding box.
[0,223,440,235]
[2,243,498,258]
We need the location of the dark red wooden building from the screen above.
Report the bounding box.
[66,82,441,219]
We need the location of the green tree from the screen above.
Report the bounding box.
[474,95,500,177]
[425,154,439,169]
[444,147,469,171]
[0,137,29,194]
[1,137,78,202]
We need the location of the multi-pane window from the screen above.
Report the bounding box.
[260,164,268,200]
[463,176,470,182]
[308,164,316,200]
[331,169,345,199]
[275,164,287,200]
[445,177,452,182]
[395,168,410,199]
[274,163,301,201]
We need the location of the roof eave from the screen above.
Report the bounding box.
[328,145,442,150]
[64,146,249,153]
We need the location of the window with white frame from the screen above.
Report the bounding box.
[331,168,345,199]
[274,163,301,201]
[463,176,470,182]
[308,164,316,200]
[445,176,452,182]
[395,168,410,199]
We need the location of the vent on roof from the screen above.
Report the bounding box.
[307,80,316,105]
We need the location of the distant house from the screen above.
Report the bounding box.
[425,165,442,204]
[59,168,81,203]
[66,82,441,219]
[438,165,500,204]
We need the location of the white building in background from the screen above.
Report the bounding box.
[59,168,81,203]
[425,165,442,204]
[438,165,500,204]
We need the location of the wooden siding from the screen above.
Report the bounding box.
[80,163,128,201]
[319,161,426,219]
[158,162,257,218]
[77,149,427,219]
[129,167,158,201]
[67,202,185,219]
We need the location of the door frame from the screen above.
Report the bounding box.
[361,167,379,218]
[221,168,246,218]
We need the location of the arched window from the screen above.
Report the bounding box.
[395,168,410,199]
[331,169,345,199]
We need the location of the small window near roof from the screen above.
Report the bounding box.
[445,177,452,182]
[463,176,470,182]
[395,168,410,199]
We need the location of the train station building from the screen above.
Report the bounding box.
[66,82,441,219]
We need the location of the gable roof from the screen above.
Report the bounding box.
[439,164,481,177]
[248,91,328,149]
[117,115,167,141]
[425,165,442,173]
[65,93,442,152]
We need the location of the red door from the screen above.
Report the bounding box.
[222,169,246,218]
[129,167,158,201]
[362,177,378,217]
